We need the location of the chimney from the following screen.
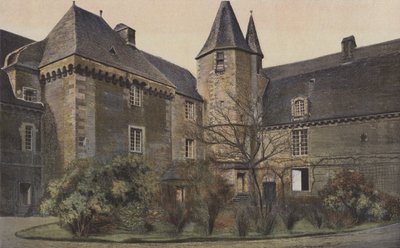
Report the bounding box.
[341,35,357,60]
[114,23,136,47]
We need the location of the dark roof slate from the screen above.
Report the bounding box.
[0,69,43,110]
[246,15,263,58]
[142,51,202,100]
[0,30,34,68]
[39,5,174,88]
[263,50,400,126]
[196,1,252,59]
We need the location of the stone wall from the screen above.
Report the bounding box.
[265,117,400,197]
[0,104,42,215]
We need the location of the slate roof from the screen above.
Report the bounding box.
[4,41,45,70]
[0,30,34,68]
[196,1,252,59]
[262,40,400,127]
[0,69,43,110]
[246,14,263,58]
[39,5,174,88]
[142,51,202,101]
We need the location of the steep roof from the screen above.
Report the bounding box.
[39,4,174,88]
[196,1,252,59]
[263,42,400,126]
[0,30,34,68]
[0,69,43,110]
[246,14,263,58]
[142,51,202,101]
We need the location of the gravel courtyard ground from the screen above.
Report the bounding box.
[1,217,399,248]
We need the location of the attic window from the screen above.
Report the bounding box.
[291,96,309,120]
[109,47,116,55]
[23,87,38,102]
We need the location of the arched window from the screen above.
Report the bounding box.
[294,99,305,117]
[291,96,309,119]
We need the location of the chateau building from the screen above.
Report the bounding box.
[1,1,399,215]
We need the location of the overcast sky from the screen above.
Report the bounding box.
[1,0,400,74]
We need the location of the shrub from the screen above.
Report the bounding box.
[278,198,304,231]
[381,194,400,221]
[260,204,278,235]
[235,206,250,237]
[319,169,384,224]
[40,155,156,237]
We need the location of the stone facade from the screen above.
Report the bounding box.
[0,1,399,215]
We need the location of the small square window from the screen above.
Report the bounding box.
[129,85,142,107]
[292,168,309,191]
[23,87,38,102]
[78,137,86,147]
[185,101,195,120]
[185,139,194,159]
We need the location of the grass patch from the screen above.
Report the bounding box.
[16,220,394,244]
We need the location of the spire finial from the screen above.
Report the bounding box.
[250,10,253,15]
[100,10,103,17]
[73,1,75,6]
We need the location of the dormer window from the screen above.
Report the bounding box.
[109,46,116,55]
[23,87,38,102]
[291,96,309,120]
[215,51,225,72]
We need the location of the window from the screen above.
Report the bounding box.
[20,183,32,205]
[24,125,33,151]
[129,85,142,107]
[185,139,194,159]
[185,101,195,120]
[78,137,86,147]
[292,129,308,156]
[129,126,143,153]
[291,97,308,119]
[292,168,309,191]
[215,51,225,72]
[176,187,185,203]
[23,87,37,102]
[237,173,247,192]
[294,100,305,116]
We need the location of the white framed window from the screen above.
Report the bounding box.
[292,129,308,156]
[291,96,308,119]
[129,126,144,153]
[20,183,32,205]
[185,139,194,159]
[176,186,185,203]
[185,101,195,120]
[22,87,38,102]
[129,85,142,107]
[78,137,86,147]
[20,123,36,152]
[215,51,225,72]
[292,168,309,191]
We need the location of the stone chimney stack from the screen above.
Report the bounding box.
[114,23,136,47]
[341,35,357,60]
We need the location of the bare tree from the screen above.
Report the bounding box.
[189,88,290,220]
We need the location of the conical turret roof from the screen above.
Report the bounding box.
[246,14,263,58]
[196,1,252,59]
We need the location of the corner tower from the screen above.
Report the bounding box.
[196,1,266,124]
